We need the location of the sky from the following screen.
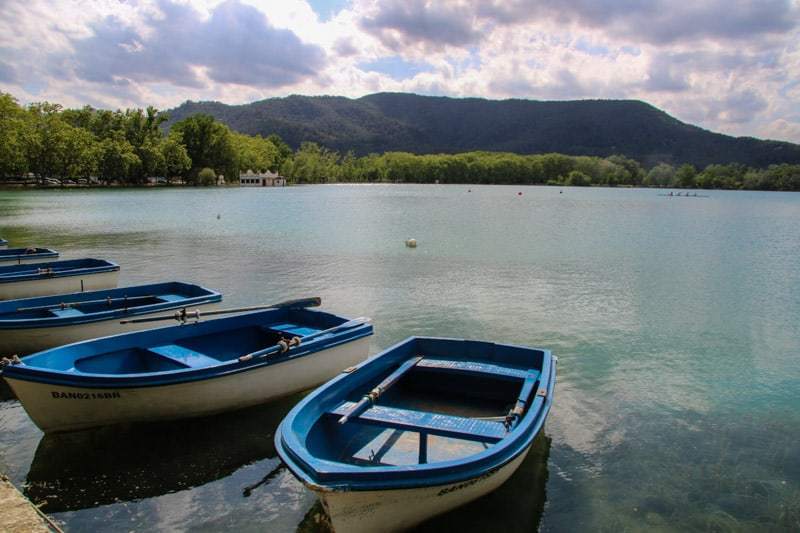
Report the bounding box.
[1,0,799,143]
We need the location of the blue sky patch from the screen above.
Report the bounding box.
[574,37,610,57]
[307,0,349,22]
[358,56,433,81]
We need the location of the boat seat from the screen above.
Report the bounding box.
[157,294,186,303]
[49,308,85,318]
[415,358,536,381]
[148,344,219,368]
[329,402,507,443]
[267,322,320,337]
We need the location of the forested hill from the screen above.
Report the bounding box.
[165,93,800,169]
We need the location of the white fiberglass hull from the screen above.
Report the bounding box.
[317,447,530,533]
[4,336,370,433]
[0,302,221,356]
[0,271,119,300]
[0,256,56,267]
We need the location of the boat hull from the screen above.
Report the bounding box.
[0,302,221,356]
[318,446,530,533]
[0,256,55,266]
[4,335,370,433]
[0,270,119,300]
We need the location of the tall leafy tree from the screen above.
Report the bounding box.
[161,132,192,179]
[0,93,32,177]
[97,135,140,182]
[171,114,236,182]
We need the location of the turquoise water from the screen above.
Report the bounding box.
[0,185,798,531]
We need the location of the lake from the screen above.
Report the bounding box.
[1,184,798,531]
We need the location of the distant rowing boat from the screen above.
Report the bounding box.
[0,247,59,266]
[0,281,222,355]
[0,238,7,249]
[658,192,709,198]
[0,258,120,300]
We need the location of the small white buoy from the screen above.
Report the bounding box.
[405,238,417,248]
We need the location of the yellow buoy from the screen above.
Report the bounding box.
[405,238,417,248]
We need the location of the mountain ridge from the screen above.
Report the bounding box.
[164,92,800,168]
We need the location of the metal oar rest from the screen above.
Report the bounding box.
[328,402,508,444]
[504,369,545,429]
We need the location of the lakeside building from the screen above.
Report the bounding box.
[239,169,287,187]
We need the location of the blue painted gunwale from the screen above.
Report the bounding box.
[0,282,221,329]
[0,247,59,263]
[1,308,373,389]
[0,258,119,283]
[275,336,556,491]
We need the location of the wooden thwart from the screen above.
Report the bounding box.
[329,402,507,443]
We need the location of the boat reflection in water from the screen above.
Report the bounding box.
[24,393,303,513]
[296,432,551,533]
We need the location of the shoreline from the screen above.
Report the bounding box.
[0,182,797,193]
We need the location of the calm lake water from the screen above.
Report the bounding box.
[0,184,798,532]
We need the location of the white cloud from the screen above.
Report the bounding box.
[0,0,798,144]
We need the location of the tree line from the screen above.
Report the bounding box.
[284,143,800,191]
[0,93,290,185]
[1,93,799,191]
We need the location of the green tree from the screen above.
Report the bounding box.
[644,163,675,187]
[97,136,140,182]
[266,134,293,170]
[282,142,340,183]
[565,170,590,186]
[0,93,32,177]
[606,154,644,185]
[161,132,191,179]
[170,114,236,182]
[61,126,98,179]
[232,132,280,174]
[197,167,217,186]
[673,164,697,188]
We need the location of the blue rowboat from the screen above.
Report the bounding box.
[0,282,222,355]
[0,258,119,300]
[0,238,8,249]
[1,306,373,433]
[276,336,556,533]
[0,247,59,266]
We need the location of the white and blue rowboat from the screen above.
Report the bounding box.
[276,336,556,533]
[0,238,8,249]
[0,258,119,300]
[1,304,373,433]
[0,282,222,355]
[0,247,59,266]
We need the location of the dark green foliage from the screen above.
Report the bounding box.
[170,114,237,183]
[197,167,217,186]
[566,170,590,186]
[164,93,800,169]
[2,91,800,191]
